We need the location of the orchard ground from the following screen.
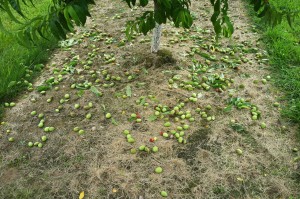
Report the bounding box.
[0,0,300,198]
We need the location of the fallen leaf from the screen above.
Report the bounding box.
[79,191,84,199]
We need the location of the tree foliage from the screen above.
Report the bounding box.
[0,0,95,46]
[0,0,298,46]
[124,0,193,38]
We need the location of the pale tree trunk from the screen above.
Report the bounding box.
[151,1,162,53]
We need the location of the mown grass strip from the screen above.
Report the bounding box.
[0,0,57,102]
[245,0,300,137]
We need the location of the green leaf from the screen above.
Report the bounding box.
[8,0,25,18]
[2,0,22,23]
[73,5,87,25]
[7,81,17,88]
[111,118,118,125]
[126,85,132,97]
[139,97,146,105]
[254,0,262,12]
[37,84,51,92]
[90,86,103,97]
[63,7,74,31]
[148,115,157,121]
[224,105,232,112]
[258,4,269,18]
[140,0,148,7]
[67,5,81,26]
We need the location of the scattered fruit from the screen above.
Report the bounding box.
[155,167,163,174]
[164,122,171,127]
[41,136,47,142]
[106,113,112,119]
[160,191,168,197]
[236,149,243,155]
[139,145,146,151]
[260,122,266,129]
[152,146,159,153]
[130,148,137,154]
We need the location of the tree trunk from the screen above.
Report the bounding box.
[151,1,162,53]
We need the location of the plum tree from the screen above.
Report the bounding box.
[0,0,298,49]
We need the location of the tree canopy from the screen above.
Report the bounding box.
[0,0,298,46]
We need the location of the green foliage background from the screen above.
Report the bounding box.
[0,0,57,101]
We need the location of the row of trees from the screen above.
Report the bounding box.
[0,0,298,51]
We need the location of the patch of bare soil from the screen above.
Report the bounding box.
[0,0,299,198]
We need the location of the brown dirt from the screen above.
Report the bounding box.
[0,0,299,198]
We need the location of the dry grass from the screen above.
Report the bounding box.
[0,0,299,198]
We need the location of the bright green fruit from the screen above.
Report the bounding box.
[155,167,163,174]
[38,143,43,148]
[86,113,92,119]
[64,94,70,99]
[31,111,37,116]
[79,129,85,135]
[152,146,158,153]
[261,122,266,129]
[164,122,171,127]
[8,137,14,142]
[178,137,183,143]
[236,149,243,155]
[123,130,130,135]
[177,126,183,131]
[136,118,142,123]
[10,102,16,107]
[273,102,280,107]
[74,104,80,109]
[130,148,137,154]
[189,118,195,122]
[49,127,55,132]
[183,124,189,130]
[28,142,33,147]
[163,133,169,138]
[131,113,137,118]
[139,145,146,151]
[41,136,47,142]
[106,113,112,119]
[127,138,135,143]
[160,191,168,197]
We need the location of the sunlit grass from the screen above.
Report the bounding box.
[0,0,57,101]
